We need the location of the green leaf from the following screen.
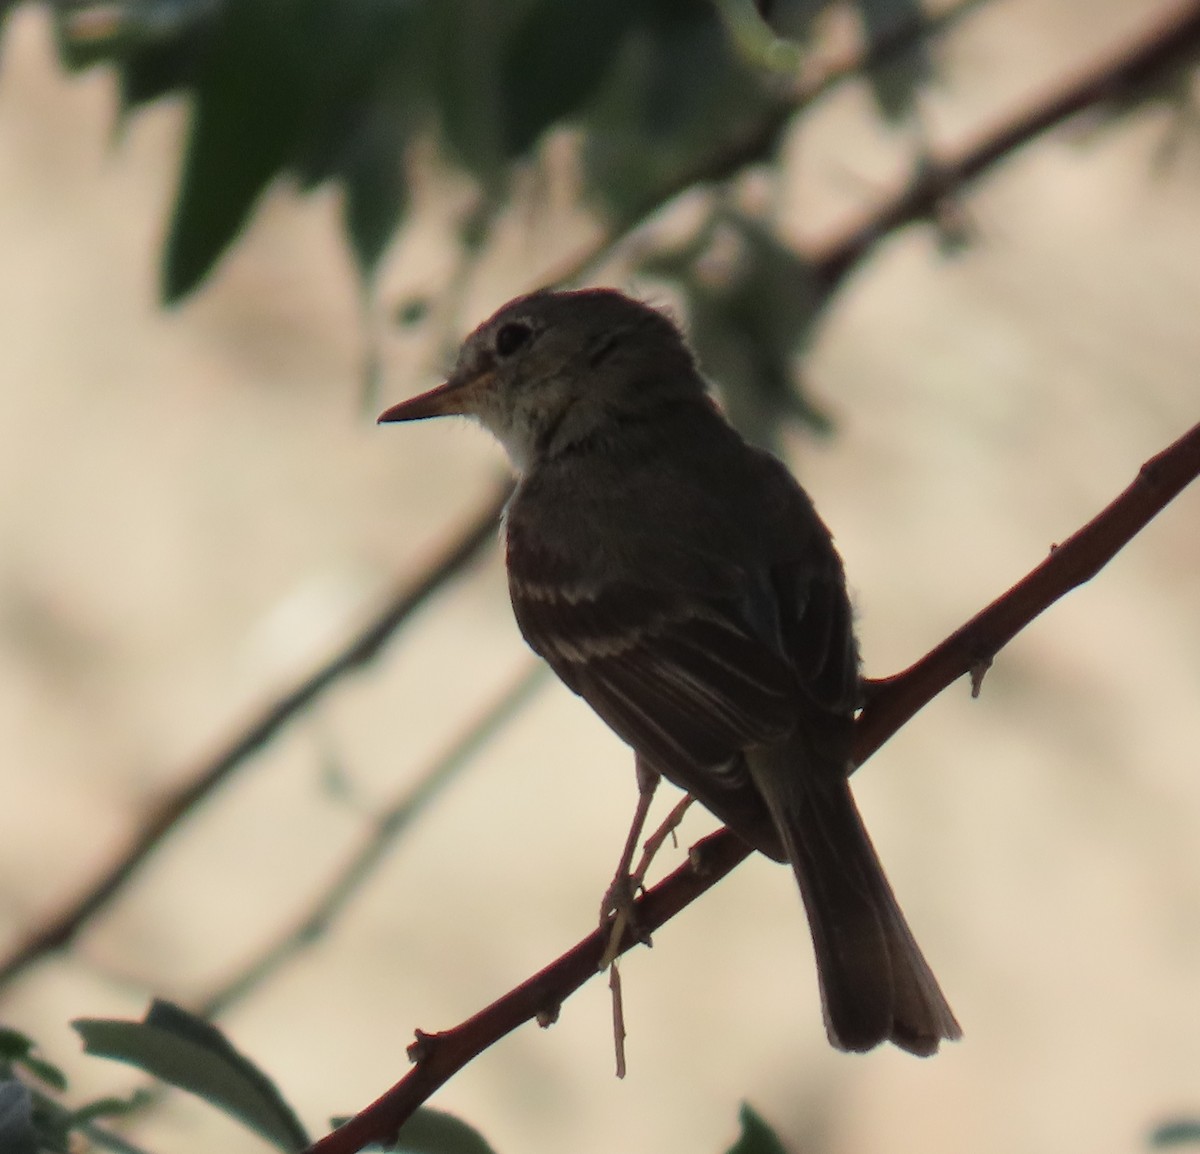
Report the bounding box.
[286,1,416,282]
[387,1107,499,1154]
[749,0,832,43]
[73,1000,309,1152]
[581,0,775,224]
[500,0,637,156]
[290,0,415,188]
[855,0,930,121]
[69,1090,154,1129]
[0,1027,35,1062]
[650,211,826,449]
[341,96,411,282]
[1152,1120,1200,1147]
[48,0,218,110]
[725,1104,790,1154]
[0,1028,67,1091]
[17,1055,66,1093]
[421,0,513,192]
[0,0,17,41]
[162,0,327,302]
[119,19,215,114]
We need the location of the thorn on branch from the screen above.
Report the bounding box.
[688,840,716,877]
[407,1030,437,1064]
[969,656,992,698]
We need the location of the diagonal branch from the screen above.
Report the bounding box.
[814,0,1200,295]
[305,420,1200,1154]
[0,484,511,990]
[199,662,547,1017]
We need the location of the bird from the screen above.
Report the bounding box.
[378,286,960,1056]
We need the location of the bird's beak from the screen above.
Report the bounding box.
[377,369,494,424]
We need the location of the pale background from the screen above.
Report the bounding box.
[2,2,1199,1152]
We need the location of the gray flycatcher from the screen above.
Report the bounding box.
[379,287,960,1056]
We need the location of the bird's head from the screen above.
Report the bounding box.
[378,288,703,471]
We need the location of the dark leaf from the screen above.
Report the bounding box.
[582,2,775,224]
[500,0,637,156]
[285,0,416,281]
[387,1106,499,1154]
[289,0,414,188]
[341,94,411,281]
[69,1090,154,1128]
[725,1103,791,1154]
[421,0,512,191]
[119,16,216,113]
[15,1055,66,1093]
[1153,1120,1200,1148]
[750,0,832,43]
[73,999,309,1152]
[855,0,930,121]
[649,211,825,448]
[162,0,326,302]
[0,1028,34,1062]
[49,0,218,100]
[393,296,431,327]
[0,0,18,41]
[0,1029,67,1092]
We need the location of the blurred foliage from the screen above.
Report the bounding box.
[386,1106,500,1154]
[752,0,930,118]
[0,1023,150,1154]
[726,1103,793,1154]
[1152,1119,1200,1148]
[1,1013,799,1154]
[33,0,948,441]
[76,999,310,1151]
[639,207,827,447]
[15,0,1200,436]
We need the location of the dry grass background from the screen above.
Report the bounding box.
[2,3,1199,1152]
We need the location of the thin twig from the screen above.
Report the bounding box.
[609,964,627,1080]
[200,663,547,1017]
[549,0,991,289]
[306,422,1200,1154]
[0,485,511,990]
[814,0,1200,295]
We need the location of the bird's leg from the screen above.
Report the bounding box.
[598,755,660,965]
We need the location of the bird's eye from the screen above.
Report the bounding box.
[494,321,533,358]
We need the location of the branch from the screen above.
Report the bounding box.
[855,421,1200,762]
[620,0,991,228]
[0,485,511,990]
[554,0,989,287]
[560,0,1200,303]
[814,0,1200,295]
[307,422,1200,1154]
[199,663,547,1017]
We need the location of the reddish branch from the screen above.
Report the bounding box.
[307,422,1200,1154]
[815,0,1200,294]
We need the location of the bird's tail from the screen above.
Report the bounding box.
[746,744,961,1056]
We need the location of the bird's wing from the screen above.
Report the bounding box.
[508,565,796,793]
[769,554,861,718]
